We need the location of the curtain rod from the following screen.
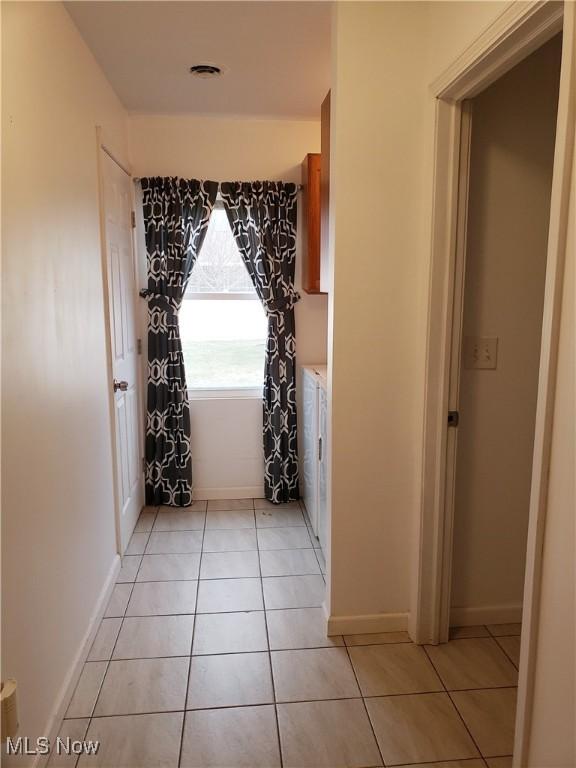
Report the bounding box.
[133,177,303,190]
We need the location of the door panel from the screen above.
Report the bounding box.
[110,244,124,361]
[101,149,144,553]
[126,387,139,492]
[115,395,129,504]
[124,244,136,356]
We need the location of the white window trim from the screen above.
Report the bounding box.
[184,292,259,302]
[188,386,263,400]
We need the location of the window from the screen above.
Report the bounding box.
[180,205,267,392]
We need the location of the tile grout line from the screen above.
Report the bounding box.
[177,500,208,768]
[100,602,347,617]
[59,696,370,720]
[300,501,327,582]
[309,534,326,583]
[139,545,317,556]
[49,715,91,768]
[67,656,521,694]
[341,643,387,767]
[421,643,489,762]
[121,575,319,586]
[99,605,327,619]
[393,758,490,767]
[161,524,310,533]
[485,623,522,639]
[493,637,520,671]
[56,693,525,720]
[446,635,521,678]
[80,505,159,759]
[255,500,285,768]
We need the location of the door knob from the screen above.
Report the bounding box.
[113,379,129,392]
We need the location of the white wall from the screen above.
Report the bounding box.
[1,0,128,757]
[328,0,575,760]
[327,1,429,630]
[130,116,327,497]
[525,29,575,767]
[425,1,511,74]
[451,37,562,622]
[189,397,265,499]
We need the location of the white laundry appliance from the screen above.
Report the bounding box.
[300,365,328,554]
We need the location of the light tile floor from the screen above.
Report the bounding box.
[52,499,520,768]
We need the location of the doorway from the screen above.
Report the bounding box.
[450,35,563,631]
[414,1,574,762]
[98,138,145,554]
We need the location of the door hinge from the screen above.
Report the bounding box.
[318,436,323,462]
[448,410,460,428]
[137,338,142,355]
[131,210,136,229]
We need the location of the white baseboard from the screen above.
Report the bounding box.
[326,611,409,636]
[34,554,121,768]
[194,486,265,500]
[450,603,523,627]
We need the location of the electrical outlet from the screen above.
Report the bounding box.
[463,336,498,370]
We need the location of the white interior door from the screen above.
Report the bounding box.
[100,147,144,553]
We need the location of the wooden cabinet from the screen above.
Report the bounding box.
[301,153,322,293]
[301,90,331,295]
[320,90,330,293]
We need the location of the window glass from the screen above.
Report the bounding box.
[181,208,267,390]
[186,208,254,294]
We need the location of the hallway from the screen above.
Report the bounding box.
[52,500,519,768]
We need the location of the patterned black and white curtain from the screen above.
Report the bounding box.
[220,181,300,503]
[141,177,218,506]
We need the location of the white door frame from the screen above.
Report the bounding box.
[412,0,573,762]
[96,126,145,555]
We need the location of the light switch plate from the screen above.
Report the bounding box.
[463,336,498,369]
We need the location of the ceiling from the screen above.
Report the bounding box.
[65,1,331,119]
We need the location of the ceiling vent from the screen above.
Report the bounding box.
[189,64,222,78]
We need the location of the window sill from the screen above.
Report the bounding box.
[188,387,263,400]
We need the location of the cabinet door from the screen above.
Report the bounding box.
[318,386,328,552]
[320,91,331,293]
[301,370,319,535]
[301,154,322,294]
